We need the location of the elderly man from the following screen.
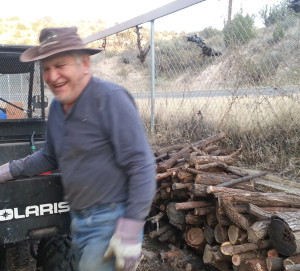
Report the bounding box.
[0,26,156,271]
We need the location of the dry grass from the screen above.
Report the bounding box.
[136,93,300,178]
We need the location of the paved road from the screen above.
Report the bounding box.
[1,85,299,104]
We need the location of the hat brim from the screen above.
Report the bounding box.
[20,45,103,63]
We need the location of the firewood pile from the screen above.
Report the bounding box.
[146,132,300,271]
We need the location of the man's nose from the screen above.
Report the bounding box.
[45,69,60,82]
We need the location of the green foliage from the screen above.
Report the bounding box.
[261,1,291,27]
[223,12,256,47]
[272,22,285,43]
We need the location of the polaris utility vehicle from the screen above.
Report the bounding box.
[0,45,77,271]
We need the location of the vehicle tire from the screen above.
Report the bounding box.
[36,235,78,271]
[0,245,6,271]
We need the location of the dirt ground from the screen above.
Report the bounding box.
[138,235,216,271]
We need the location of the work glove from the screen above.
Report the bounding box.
[104,217,144,271]
[0,163,13,183]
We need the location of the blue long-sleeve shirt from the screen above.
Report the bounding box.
[10,77,156,221]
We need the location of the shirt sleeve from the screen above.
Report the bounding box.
[102,87,157,221]
[9,103,58,178]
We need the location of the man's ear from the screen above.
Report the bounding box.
[82,54,91,73]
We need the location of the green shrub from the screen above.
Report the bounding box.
[273,22,285,43]
[223,12,256,47]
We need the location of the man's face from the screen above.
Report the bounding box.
[42,53,90,106]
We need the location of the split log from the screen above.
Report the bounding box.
[269,212,300,256]
[220,240,272,256]
[238,258,267,271]
[156,132,227,172]
[247,220,271,243]
[266,257,284,271]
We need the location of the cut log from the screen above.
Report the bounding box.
[194,206,216,216]
[228,224,248,245]
[220,240,272,256]
[267,249,279,258]
[185,213,205,225]
[175,201,214,210]
[177,170,195,183]
[217,190,300,208]
[148,224,172,238]
[220,197,251,230]
[269,212,300,256]
[186,155,235,167]
[185,227,205,248]
[238,258,267,271]
[172,183,192,190]
[204,226,216,245]
[247,220,271,243]
[189,184,208,197]
[266,257,284,271]
[156,132,227,172]
[247,203,273,219]
[215,171,268,187]
[284,254,300,265]
[166,203,186,230]
[206,212,218,227]
[158,227,177,242]
[214,223,229,243]
[284,264,300,271]
[203,244,231,263]
[232,250,266,266]
[253,179,300,196]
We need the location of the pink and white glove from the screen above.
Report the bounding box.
[104,217,144,271]
[0,163,13,183]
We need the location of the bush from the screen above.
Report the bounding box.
[223,12,256,47]
[273,22,285,43]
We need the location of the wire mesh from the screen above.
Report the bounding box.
[87,0,300,175]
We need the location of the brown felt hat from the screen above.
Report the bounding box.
[20,26,102,62]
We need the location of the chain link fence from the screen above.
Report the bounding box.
[0,47,46,120]
[86,1,300,177]
[86,0,300,176]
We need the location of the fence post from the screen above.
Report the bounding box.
[150,19,156,134]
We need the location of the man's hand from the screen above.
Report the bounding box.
[104,218,144,271]
[0,163,13,183]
